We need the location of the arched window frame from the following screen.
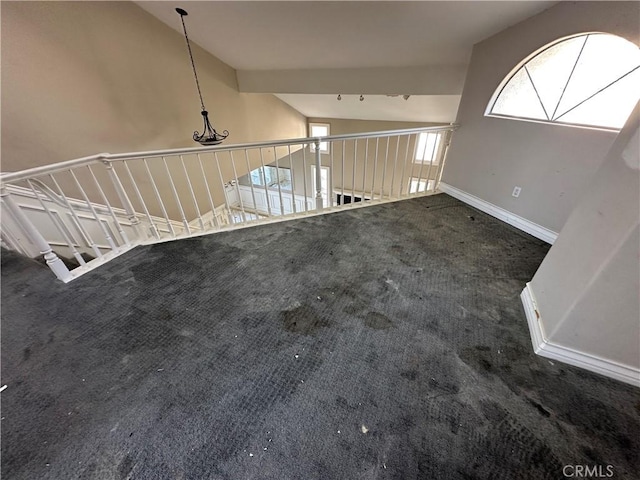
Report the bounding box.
[485,32,640,132]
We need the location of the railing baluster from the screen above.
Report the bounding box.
[434,130,453,191]
[287,145,298,214]
[329,138,335,208]
[229,151,247,223]
[179,155,205,231]
[105,162,145,241]
[26,179,86,266]
[415,133,431,194]
[381,137,390,199]
[390,135,400,199]
[196,153,220,229]
[371,138,379,200]
[362,138,369,201]
[400,134,412,197]
[425,132,440,193]
[244,149,260,218]
[49,174,102,257]
[352,139,357,204]
[1,187,72,281]
[341,141,345,206]
[314,140,323,211]
[258,148,273,217]
[214,152,232,224]
[162,156,190,234]
[273,147,286,216]
[302,144,309,211]
[87,165,130,245]
[69,169,117,251]
[123,161,160,239]
[143,158,175,237]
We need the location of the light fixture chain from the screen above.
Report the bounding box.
[179,15,206,112]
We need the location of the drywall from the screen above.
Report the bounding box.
[443,1,640,233]
[527,102,639,379]
[238,66,466,95]
[1,1,307,219]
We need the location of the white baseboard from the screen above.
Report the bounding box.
[521,283,640,388]
[438,183,558,244]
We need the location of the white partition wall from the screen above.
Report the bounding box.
[523,104,640,386]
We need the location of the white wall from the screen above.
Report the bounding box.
[443,1,640,233]
[238,66,466,95]
[525,103,639,385]
[1,1,307,168]
[1,1,307,220]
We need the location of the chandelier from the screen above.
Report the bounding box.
[176,8,229,145]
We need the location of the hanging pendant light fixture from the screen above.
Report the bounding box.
[176,8,229,145]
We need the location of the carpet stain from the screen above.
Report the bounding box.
[363,311,394,330]
[118,454,134,479]
[527,398,551,417]
[400,370,418,381]
[281,304,331,335]
[459,346,494,375]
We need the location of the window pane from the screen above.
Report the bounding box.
[492,68,547,120]
[526,36,586,118]
[556,67,640,129]
[310,124,329,152]
[248,166,292,189]
[488,33,639,130]
[415,133,441,163]
[409,178,434,193]
[555,34,640,119]
[311,125,328,136]
[250,168,264,186]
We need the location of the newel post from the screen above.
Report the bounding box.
[1,187,72,282]
[314,139,323,211]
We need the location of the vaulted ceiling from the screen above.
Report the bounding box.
[137,1,556,122]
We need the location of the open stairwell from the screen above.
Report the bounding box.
[0,125,456,282]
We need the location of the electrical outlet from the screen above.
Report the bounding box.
[512,186,521,198]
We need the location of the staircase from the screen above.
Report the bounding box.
[0,125,457,282]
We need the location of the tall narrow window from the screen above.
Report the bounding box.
[487,33,640,130]
[414,132,442,164]
[309,123,330,153]
[311,165,331,207]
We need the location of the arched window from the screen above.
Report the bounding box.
[487,33,640,130]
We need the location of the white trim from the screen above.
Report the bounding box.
[521,283,640,388]
[438,183,558,244]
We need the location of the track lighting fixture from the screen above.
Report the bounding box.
[337,94,342,101]
[360,95,364,101]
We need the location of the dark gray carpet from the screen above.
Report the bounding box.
[1,194,638,480]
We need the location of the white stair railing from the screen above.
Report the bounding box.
[0,125,457,281]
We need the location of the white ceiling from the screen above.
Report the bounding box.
[137,1,556,121]
[138,1,555,70]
